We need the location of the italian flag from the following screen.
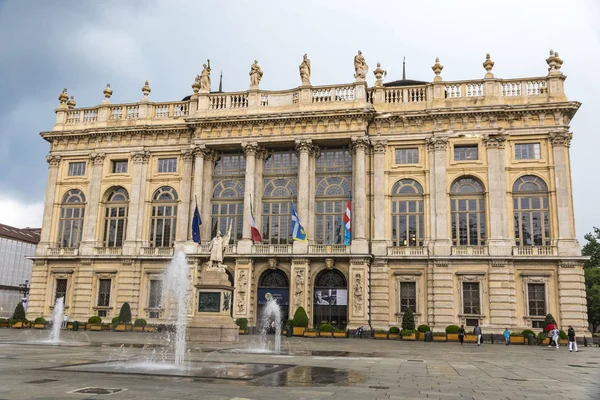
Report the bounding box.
[250,196,262,243]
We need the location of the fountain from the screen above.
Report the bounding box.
[259,293,282,352]
[162,251,190,366]
[49,297,64,343]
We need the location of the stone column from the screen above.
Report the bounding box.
[307,145,319,242]
[26,260,48,317]
[370,259,389,328]
[431,259,454,330]
[290,258,310,320]
[189,145,205,248]
[80,152,106,255]
[558,261,589,333]
[371,140,387,255]
[488,260,516,329]
[200,149,216,243]
[550,131,579,256]
[426,135,451,256]
[254,148,267,238]
[124,150,150,255]
[232,258,254,323]
[348,258,369,328]
[37,155,62,255]
[71,259,94,320]
[294,140,311,253]
[238,142,259,254]
[484,132,512,256]
[351,137,369,253]
[175,148,195,247]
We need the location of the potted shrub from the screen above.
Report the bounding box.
[303,328,317,337]
[319,323,334,337]
[333,328,347,338]
[11,303,26,328]
[33,317,47,329]
[521,329,535,344]
[433,332,447,342]
[510,331,525,344]
[133,319,147,332]
[292,307,309,336]
[401,329,416,341]
[235,318,248,334]
[537,331,550,345]
[145,324,158,333]
[401,309,416,331]
[558,330,569,345]
[446,325,460,341]
[417,324,430,341]
[88,316,103,331]
[0,318,9,328]
[374,329,388,339]
[111,316,119,330]
[115,303,133,331]
[284,319,293,336]
[388,326,401,340]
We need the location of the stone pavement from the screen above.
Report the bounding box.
[0,329,598,400]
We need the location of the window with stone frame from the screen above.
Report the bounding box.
[462,282,481,314]
[102,187,129,247]
[148,279,162,313]
[450,177,486,246]
[112,160,128,174]
[97,279,111,307]
[395,148,419,164]
[391,179,424,247]
[453,144,479,161]
[149,186,178,247]
[58,189,86,248]
[512,175,550,246]
[211,152,245,243]
[399,281,417,313]
[157,157,177,173]
[55,278,67,303]
[515,143,541,160]
[68,161,86,176]
[527,283,546,317]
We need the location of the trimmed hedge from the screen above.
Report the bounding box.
[389,326,400,334]
[319,323,334,332]
[34,317,46,324]
[134,319,147,327]
[235,318,248,330]
[401,329,415,337]
[118,302,132,323]
[401,309,415,331]
[445,325,460,334]
[417,324,431,333]
[112,316,119,327]
[88,316,102,324]
[521,329,535,338]
[293,307,309,328]
[559,330,568,340]
[12,303,26,321]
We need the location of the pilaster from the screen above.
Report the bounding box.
[348,257,369,328]
[426,135,451,256]
[72,260,94,320]
[294,139,311,254]
[80,152,106,255]
[370,258,389,328]
[307,145,319,241]
[290,258,310,320]
[488,259,517,328]
[351,137,369,254]
[371,140,387,256]
[175,148,195,248]
[431,259,454,329]
[187,144,206,252]
[124,150,150,255]
[254,147,267,240]
[557,261,589,333]
[200,149,216,243]
[238,142,260,254]
[37,155,61,255]
[232,258,254,323]
[26,260,49,317]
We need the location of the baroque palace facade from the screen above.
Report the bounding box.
[28,50,589,334]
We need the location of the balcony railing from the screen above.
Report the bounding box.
[47,247,78,256]
[308,244,350,254]
[140,247,174,256]
[512,246,557,256]
[387,246,428,256]
[252,244,292,254]
[451,246,489,256]
[93,247,123,256]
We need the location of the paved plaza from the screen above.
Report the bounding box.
[0,330,598,400]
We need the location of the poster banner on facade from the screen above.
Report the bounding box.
[314,289,347,306]
[257,288,289,305]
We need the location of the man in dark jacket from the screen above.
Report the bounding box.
[568,326,578,352]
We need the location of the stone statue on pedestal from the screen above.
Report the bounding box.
[299,54,311,85]
[354,50,369,81]
[207,219,233,270]
[199,59,211,91]
[249,60,263,87]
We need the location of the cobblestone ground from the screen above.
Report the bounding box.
[0,329,598,400]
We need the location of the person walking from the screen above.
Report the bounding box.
[503,327,511,346]
[552,328,560,349]
[568,326,578,352]
[474,324,482,346]
[458,325,465,345]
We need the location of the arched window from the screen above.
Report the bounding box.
[313,269,347,328]
[262,178,297,244]
[450,177,486,246]
[102,187,129,247]
[58,189,86,248]
[150,186,178,247]
[212,179,244,242]
[513,175,550,246]
[391,179,424,247]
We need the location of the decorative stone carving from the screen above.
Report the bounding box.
[490,259,511,268]
[353,272,363,313]
[67,96,76,109]
[483,132,507,148]
[431,57,444,81]
[199,60,211,91]
[58,88,69,105]
[295,139,312,154]
[236,269,248,314]
[103,84,113,101]
[267,258,277,270]
[89,152,106,165]
[351,136,369,153]
[559,261,579,268]
[546,49,563,74]
[483,53,494,78]
[294,269,305,308]
[192,75,201,94]
[373,63,386,87]
[46,154,61,167]
[249,60,263,88]
[433,260,450,268]
[131,150,150,164]
[141,80,151,98]
[299,54,311,85]
[181,148,195,161]
[325,258,335,270]
[203,148,217,162]
[241,141,260,156]
[426,135,448,151]
[549,130,572,147]
[207,219,233,271]
[353,50,369,81]
[372,139,387,154]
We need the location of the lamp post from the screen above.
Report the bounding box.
[19,280,30,311]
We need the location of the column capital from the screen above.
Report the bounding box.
[89,152,106,165]
[483,131,507,149]
[131,150,150,164]
[256,146,268,161]
[204,148,217,162]
[426,135,448,151]
[549,130,572,147]
[294,139,313,153]
[351,136,369,153]
[46,154,62,168]
[371,139,388,154]
[241,141,261,156]
[181,148,195,161]
[192,144,207,157]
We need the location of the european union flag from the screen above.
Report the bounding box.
[291,204,307,242]
[192,203,202,243]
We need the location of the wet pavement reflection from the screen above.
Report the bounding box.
[251,366,365,387]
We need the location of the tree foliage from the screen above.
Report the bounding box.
[401,308,415,331]
[118,302,132,323]
[583,227,600,332]
[12,302,26,321]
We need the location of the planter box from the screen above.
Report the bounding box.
[402,334,416,341]
[389,333,401,340]
[115,324,133,332]
[238,329,247,335]
[464,335,477,343]
[333,332,347,338]
[319,332,333,338]
[541,338,551,345]
[433,335,447,342]
[85,323,92,330]
[303,331,317,337]
[11,321,24,329]
[447,333,459,341]
[33,323,47,329]
[145,326,157,333]
[90,324,103,331]
[510,336,525,344]
[0,322,9,328]
[133,326,145,332]
[293,327,306,336]
[374,333,388,339]
[559,339,569,345]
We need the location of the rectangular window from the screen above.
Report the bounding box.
[515,143,541,160]
[68,162,86,176]
[462,282,481,314]
[399,281,416,313]
[55,279,67,303]
[158,158,177,173]
[395,148,419,164]
[528,283,546,316]
[97,279,111,307]
[454,145,479,161]
[112,160,128,174]
[148,280,162,309]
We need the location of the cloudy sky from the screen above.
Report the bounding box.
[0,0,598,242]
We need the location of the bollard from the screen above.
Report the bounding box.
[584,336,588,347]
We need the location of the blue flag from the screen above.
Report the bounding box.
[291,204,307,242]
[192,203,202,243]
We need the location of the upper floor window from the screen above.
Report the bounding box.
[315,176,351,245]
[103,187,129,247]
[158,158,177,173]
[264,150,298,175]
[450,177,486,246]
[211,179,244,243]
[58,189,86,248]
[262,178,297,245]
[454,145,478,161]
[391,179,424,247]
[214,153,246,176]
[395,148,419,165]
[68,162,86,176]
[316,149,352,173]
[513,175,550,246]
[515,143,541,160]
[112,160,128,174]
[150,186,178,247]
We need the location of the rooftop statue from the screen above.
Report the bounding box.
[249,60,263,88]
[200,59,211,91]
[354,50,368,82]
[299,54,311,85]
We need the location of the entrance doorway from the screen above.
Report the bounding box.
[256,269,289,333]
[313,269,348,329]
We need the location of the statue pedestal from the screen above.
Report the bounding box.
[186,267,239,343]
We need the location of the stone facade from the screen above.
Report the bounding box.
[29,51,589,334]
